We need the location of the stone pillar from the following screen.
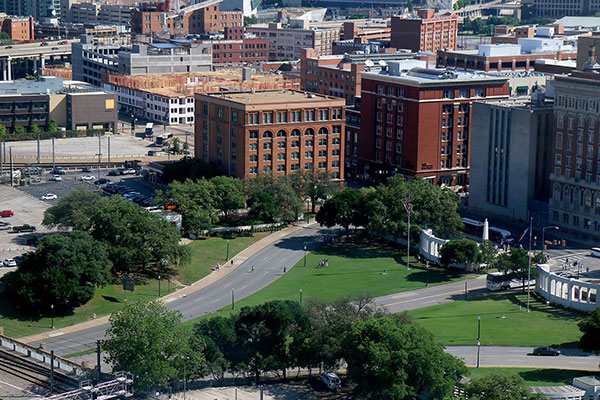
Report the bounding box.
[1,60,5,81]
[39,55,45,74]
[6,57,11,81]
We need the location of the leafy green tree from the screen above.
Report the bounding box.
[0,125,6,137]
[578,307,600,353]
[47,119,58,133]
[316,188,365,233]
[291,168,337,213]
[30,124,40,134]
[234,300,310,381]
[2,231,111,313]
[440,239,482,268]
[161,158,223,184]
[43,187,103,230]
[492,252,513,275]
[273,177,303,223]
[343,317,467,399]
[154,178,218,234]
[247,191,276,223]
[193,315,240,381]
[171,138,181,154]
[464,373,546,400]
[244,15,258,26]
[479,240,498,270]
[406,0,414,12]
[89,197,189,275]
[0,32,9,40]
[210,176,245,221]
[14,126,24,134]
[104,300,200,390]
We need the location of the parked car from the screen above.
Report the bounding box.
[5,45,13,49]
[321,372,341,390]
[591,247,600,258]
[53,167,66,174]
[532,346,560,356]
[40,42,49,46]
[0,210,14,217]
[41,193,58,200]
[108,170,119,176]
[82,166,93,172]
[81,175,96,181]
[123,168,136,175]
[3,258,16,267]
[13,255,22,265]
[58,40,68,45]
[0,222,12,230]
[51,47,59,50]
[94,178,111,185]
[49,175,62,182]
[13,224,36,232]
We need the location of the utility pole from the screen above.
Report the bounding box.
[37,130,40,164]
[527,216,533,313]
[9,147,13,187]
[96,340,102,383]
[52,137,55,170]
[108,136,111,168]
[405,192,410,271]
[50,350,55,394]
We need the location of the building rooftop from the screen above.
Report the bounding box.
[554,16,600,29]
[573,376,600,386]
[201,89,343,104]
[530,385,586,395]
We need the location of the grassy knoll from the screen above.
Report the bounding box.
[408,292,584,347]
[468,367,592,387]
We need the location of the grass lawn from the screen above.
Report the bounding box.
[0,232,270,339]
[178,232,270,285]
[468,367,592,387]
[408,292,585,347]
[204,233,471,319]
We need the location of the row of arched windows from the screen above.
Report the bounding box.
[255,128,331,139]
[553,183,600,211]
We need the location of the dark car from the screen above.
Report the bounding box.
[532,346,560,356]
[94,178,111,185]
[5,45,13,49]
[108,170,119,176]
[0,210,14,217]
[82,166,93,172]
[40,42,49,46]
[53,167,66,174]
[13,224,36,233]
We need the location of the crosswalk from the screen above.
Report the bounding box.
[547,251,600,276]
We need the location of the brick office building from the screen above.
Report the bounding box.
[353,62,509,185]
[0,15,34,41]
[390,9,457,53]
[194,90,345,179]
[207,27,268,65]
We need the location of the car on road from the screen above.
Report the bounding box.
[108,170,119,176]
[49,175,63,182]
[122,168,136,175]
[58,40,68,45]
[40,42,49,46]
[0,210,13,217]
[0,222,12,230]
[321,372,341,390]
[591,247,600,258]
[13,224,36,233]
[53,167,66,174]
[94,178,111,185]
[41,193,58,200]
[532,346,560,356]
[81,175,96,181]
[5,45,13,49]
[3,259,16,267]
[82,166,93,172]
[51,47,59,50]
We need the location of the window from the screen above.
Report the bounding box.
[217,107,223,119]
[319,161,326,169]
[376,125,382,135]
[305,151,313,159]
[249,155,258,162]
[396,129,403,140]
[277,130,286,137]
[291,140,300,148]
[263,131,273,138]
[291,129,300,136]
[443,89,454,99]
[249,166,258,174]
[555,154,562,166]
[231,128,236,137]
[475,88,485,97]
[319,150,327,157]
[202,104,208,116]
[277,153,285,161]
[249,130,258,139]
[319,138,327,146]
[249,143,257,151]
[376,139,382,149]
[263,166,272,173]
[332,149,340,156]
[291,152,300,160]
[263,142,272,150]
[291,164,300,171]
[556,132,563,149]
[459,89,469,98]
[277,141,285,149]
[306,139,314,147]
[396,143,402,153]
[232,110,237,122]
[263,154,272,161]
[397,87,405,97]
[305,128,314,136]
[304,163,313,170]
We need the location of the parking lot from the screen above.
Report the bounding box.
[0,168,161,277]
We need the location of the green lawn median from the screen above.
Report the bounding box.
[408,292,584,347]
[468,367,593,387]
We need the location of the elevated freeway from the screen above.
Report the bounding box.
[0,40,75,80]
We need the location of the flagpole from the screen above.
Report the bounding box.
[526,216,533,313]
[406,192,410,271]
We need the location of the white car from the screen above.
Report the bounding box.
[41,193,58,200]
[321,372,341,389]
[49,175,62,182]
[3,258,16,267]
[0,222,11,230]
[81,175,96,181]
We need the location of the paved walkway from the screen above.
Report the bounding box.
[18,222,310,344]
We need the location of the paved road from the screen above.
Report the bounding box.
[31,223,337,355]
[374,275,488,313]
[447,346,600,370]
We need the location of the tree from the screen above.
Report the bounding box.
[47,119,58,133]
[89,197,189,275]
[406,0,414,12]
[161,158,222,184]
[316,188,365,233]
[104,300,199,390]
[292,169,337,213]
[0,125,6,137]
[245,174,303,223]
[464,373,546,400]
[2,231,111,313]
[343,317,467,399]
[492,252,513,275]
[247,191,276,223]
[439,239,482,268]
[43,187,103,230]
[14,126,24,134]
[30,124,40,134]
[578,307,600,352]
[244,15,258,26]
[210,176,245,221]
[171,137,181,154]
[479,240,498,270]
[193,315,240,381]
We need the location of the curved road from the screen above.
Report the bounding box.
[32,223,337,355]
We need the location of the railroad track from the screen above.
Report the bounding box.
[0,348,79,394]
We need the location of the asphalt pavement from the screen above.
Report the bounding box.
[447,346,600,370]
[30,223,337,355]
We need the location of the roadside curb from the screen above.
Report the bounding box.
[17,221,314,345]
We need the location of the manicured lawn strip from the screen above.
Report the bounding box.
[206,234,471,319]
[1,233,270,339]
[408,292,584,347]
[179,232,270,285]
[467,367,592,387]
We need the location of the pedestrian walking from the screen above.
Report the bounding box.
[251,265,254,272]
[283,266,287,273]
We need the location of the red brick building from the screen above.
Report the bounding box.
[390,9,457,53]
[351,63,509,185]
[0,15,34,41]
[206,27,268,65]
[195,90,345,179]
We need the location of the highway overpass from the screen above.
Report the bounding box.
[0,40,75,81]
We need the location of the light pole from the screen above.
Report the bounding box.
[477,315,481,341]
[476,341,481,368]
[226,239,230,261]
[304,245,307,267]
[50,304,54,329]
[527,217,533,313]
[425,260,429,287]
[232,289,235,310]
[299,288,303,305]
[541,226,559,257]
[158,274,161,297]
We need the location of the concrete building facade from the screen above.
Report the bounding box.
[390,9,457,53]
[194,90,345,179]
[353,63,509,185]
[468,93,553,223]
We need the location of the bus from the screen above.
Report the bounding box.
[155,132,174,146]
[489,227,514,245]
[461,217,514,245]
[145,123,154,138]
[486,272,514,291]
[462,217,484,237]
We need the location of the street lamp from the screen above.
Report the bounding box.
[158,274,161,297]
[50,304,54,329]
[303,245,307,267]
[541,226,559,257]
[299,288,303,305]
[425,260,429,287]
[477,315,481,341]
[226,239,230,261]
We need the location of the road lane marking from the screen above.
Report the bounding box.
[382,285,484,308]
[48,332,65,337]
[240,285,248,291]
[223,282,231,288]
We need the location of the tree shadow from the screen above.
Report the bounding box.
[102,295,120,303]
[517,369,591,386]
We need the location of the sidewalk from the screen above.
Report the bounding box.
[18,221,313,344]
